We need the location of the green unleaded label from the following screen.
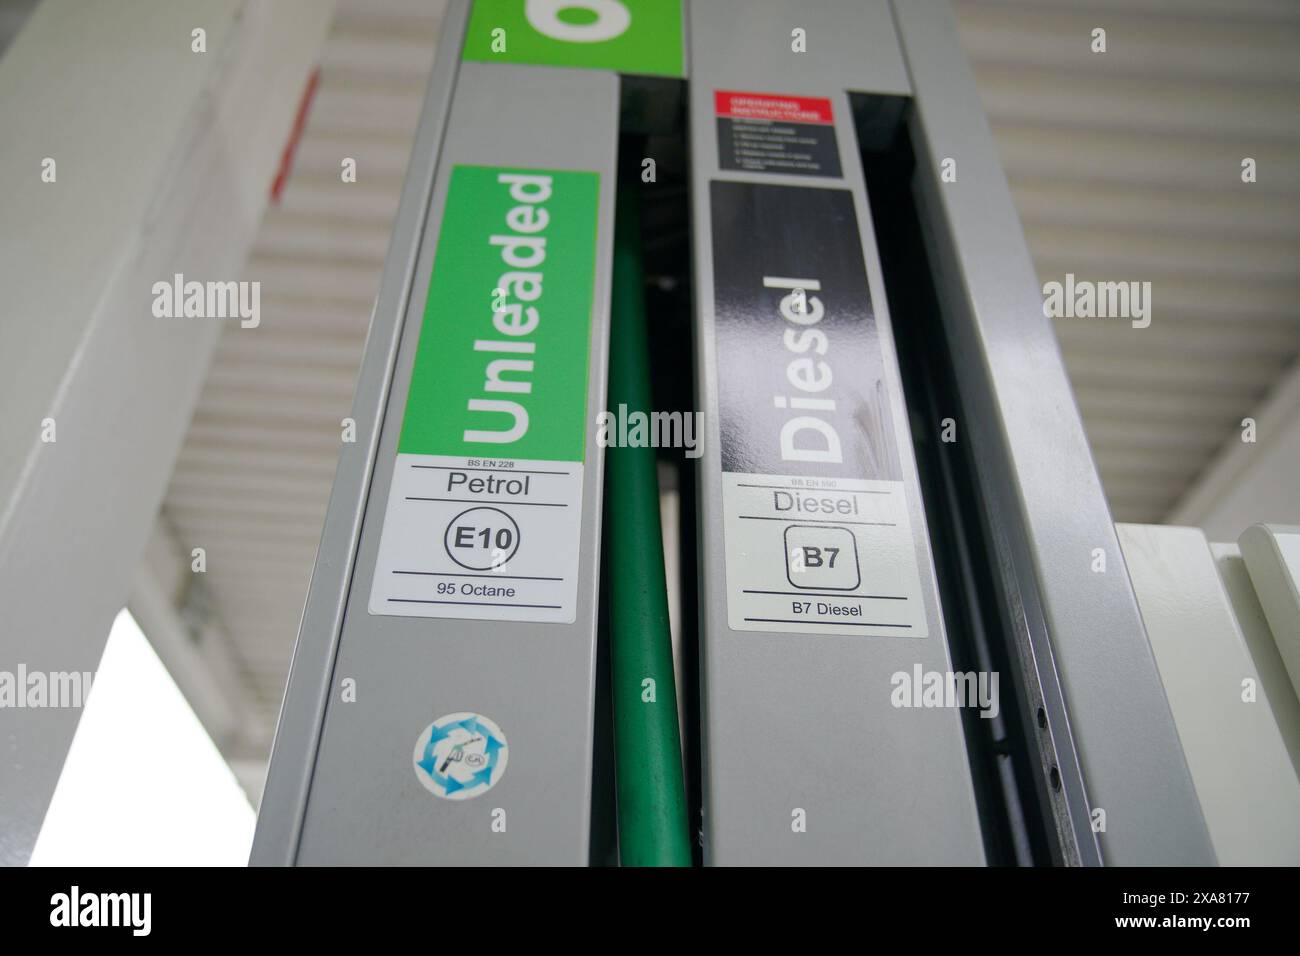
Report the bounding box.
[462,0,683,78]
[398,165,599,463]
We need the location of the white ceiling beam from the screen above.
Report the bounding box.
[129,523,259,754]
[1169,360,1300,540]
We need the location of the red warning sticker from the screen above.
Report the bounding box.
[714,89,841,178]
[714,90,835,125]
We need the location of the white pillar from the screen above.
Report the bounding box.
[0,0,335,864]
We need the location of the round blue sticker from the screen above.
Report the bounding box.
[413,712,509,800]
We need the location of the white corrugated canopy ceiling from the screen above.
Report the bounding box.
[154,0,1300,790]
[956,0,1300,526]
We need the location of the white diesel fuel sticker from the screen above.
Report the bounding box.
[722,473,925,635]
[369,456,583,623]
[710,179,928,637]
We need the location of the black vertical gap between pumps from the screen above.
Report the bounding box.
[634,121,705,866]
[590,82,697,864]
[856,95,1056,866]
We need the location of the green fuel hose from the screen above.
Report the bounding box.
[604,166,692,867]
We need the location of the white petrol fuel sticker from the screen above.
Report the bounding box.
[710,179,928,638]
[369,456,584,623]
[367,165,599,625]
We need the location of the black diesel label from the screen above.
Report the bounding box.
[709,179,925,637]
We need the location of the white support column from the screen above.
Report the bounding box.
[0,0,335,865]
